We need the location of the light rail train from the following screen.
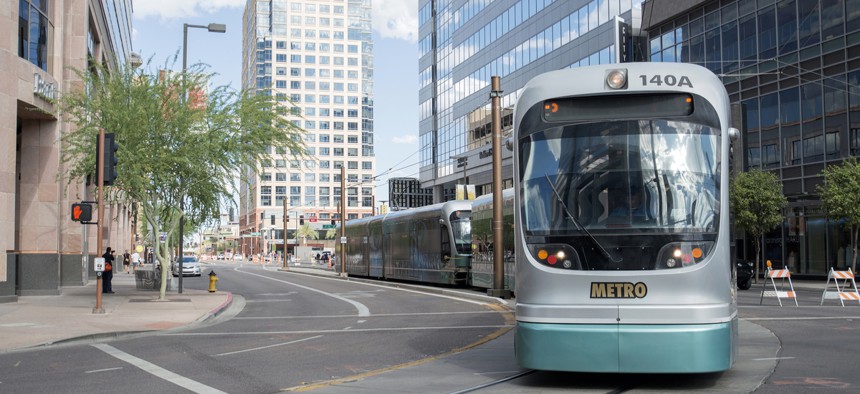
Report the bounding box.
[340,200,472,285]
[513,63,738,373]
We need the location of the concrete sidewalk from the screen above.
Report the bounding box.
[0,270,231,353]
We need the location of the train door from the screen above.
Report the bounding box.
[441,223,451,264]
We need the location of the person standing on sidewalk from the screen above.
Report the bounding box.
[131,250,141,272]
[123,250,131,274]
[102,247,115,294]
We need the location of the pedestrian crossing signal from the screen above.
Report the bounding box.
[71,203,92,222]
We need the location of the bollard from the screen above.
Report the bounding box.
[208,270,219,293]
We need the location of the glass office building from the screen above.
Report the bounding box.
[241,0,375,257]
[418,0,645,202]
[644,0,860,276]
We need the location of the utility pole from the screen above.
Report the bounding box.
[489,76,511,299]
[340,166,347,277]
[282,202,288,270]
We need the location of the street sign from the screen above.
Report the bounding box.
[250,232,260,236]
[322,224,335,229]
[309,217,318,223]
[340,236,347,244]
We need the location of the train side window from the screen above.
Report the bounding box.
[441,224,451,258]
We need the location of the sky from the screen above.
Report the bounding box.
[132,0,420,213]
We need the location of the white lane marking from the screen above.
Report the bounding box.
[92,344,227,394]
[753,357,796,361]
[357,320,367,324]
[744,316,860,321]
[260,266,496,306]
[233,310,501,320]
[212,335,323,357]
[235,267,370,316]
[245,299,293,303]
[161,324,511,337]
[343,326,352,330]
[256,292,297,296]
[0,323,50,328]
[85,367,123,374]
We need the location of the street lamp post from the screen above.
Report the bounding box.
[178,22,225,294]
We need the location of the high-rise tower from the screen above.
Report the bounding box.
[241,0,375,257]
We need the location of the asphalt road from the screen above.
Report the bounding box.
[0,263,510,393]
[3,264,860,393]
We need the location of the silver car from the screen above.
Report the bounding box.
[172,256,202,277]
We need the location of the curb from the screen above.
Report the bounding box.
[4,292,235,354]
[194,292,234,324]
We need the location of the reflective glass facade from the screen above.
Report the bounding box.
[647,0,860,276]
[419,0,644,201]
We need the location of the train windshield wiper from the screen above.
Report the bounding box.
[544,174,621,264]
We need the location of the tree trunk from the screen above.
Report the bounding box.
[754,237,761,284]
[852,225,858,274]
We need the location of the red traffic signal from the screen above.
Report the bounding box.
[71,203,93,222]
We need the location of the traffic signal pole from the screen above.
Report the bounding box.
[94,129,105,314]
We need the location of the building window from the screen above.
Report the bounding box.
[851,128,860,155]
[20,0,53,71]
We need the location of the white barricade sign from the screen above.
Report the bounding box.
[820,268,860,307]
[759,265,798,306]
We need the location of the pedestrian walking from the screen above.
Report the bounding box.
[123,250,131,274]
[102,247,115,294]
[131,250,141,272]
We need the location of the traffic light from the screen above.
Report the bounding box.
[71,203,92,222]
[96,133,119,185]
[271,215,275,225]
[330,220,336,226]
[300,216,305,225]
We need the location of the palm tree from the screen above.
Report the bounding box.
[297,224,319,245]
[325,228,337,240]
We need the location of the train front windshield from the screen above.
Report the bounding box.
[450,211,472,254]
[520,119,721,270]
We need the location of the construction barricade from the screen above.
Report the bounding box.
[819,268,860,306]
[759,261,798,306]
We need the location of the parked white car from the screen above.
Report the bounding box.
[172,256,202,277]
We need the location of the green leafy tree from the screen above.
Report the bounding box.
[730,169,787,280]
[58,59,303,299]
[818,158,860,272]
[325,228,337,240]
[297,223,319,245]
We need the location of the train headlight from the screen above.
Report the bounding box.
[656,242,714,269]
[528,243,581,270]
[605,69,628,90]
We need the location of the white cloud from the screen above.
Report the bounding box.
[133,0,245,20]
[135,0,418,42]
[392,134,418,144]
[373,0,418,42]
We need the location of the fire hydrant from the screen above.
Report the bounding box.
[208,270,219,293]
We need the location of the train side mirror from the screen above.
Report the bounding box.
[505,137,514,151]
